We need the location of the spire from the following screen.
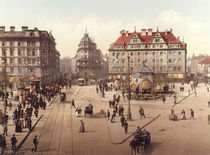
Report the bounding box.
[134,26,136,32]
[85,27,87,34]
[157,26,159,32]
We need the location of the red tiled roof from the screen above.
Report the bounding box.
[109,30,185,50]
[199,58,210,64]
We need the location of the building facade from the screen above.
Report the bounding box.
[74,32,104,80]
[60,57,72,79]
[108,28,187,81]
[0,26,60,85]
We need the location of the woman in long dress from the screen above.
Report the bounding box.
[79,120,85,133]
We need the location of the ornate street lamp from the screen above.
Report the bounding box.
[127,54,132,120]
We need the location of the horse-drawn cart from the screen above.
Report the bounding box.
[60,93,66,102]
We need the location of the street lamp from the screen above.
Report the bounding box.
[127,54,132,120]
[3,56,7,112]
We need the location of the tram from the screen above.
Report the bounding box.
[78,78,85,86]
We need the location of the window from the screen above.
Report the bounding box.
[122,59,125,63]
[138,59,140,63]
[2,42,5,46]
[112,53,115,56]
[173,59,176,63]
[153,45,155,48]
[130,59,133,64]
[18,50,21,56]
[144,59,148,63]
[173,51,177,55]
[169,52,172,55]
[32,50,36,56]
[153,66,155,71]
[112,59,115,63]
[138,52,140,56]
[160,59,163,63]
[130,67,133,72]
[169,59,172,63]
[133,39,137,43]
[155,38,160,42]
[18,42,21,46]
[173,66,176,71]
[169,66,172,71]
[2,58,6,64]
[10,58,14,64]
[153,52,155,56]
[18,58,22,64]
[160,45,163,48]
[2,51,6,56]
[122,52,125,56]
[145,45,148,48]
[178,58,182,63]
[178,66,181,71]
[145,52,148,56]
[178,51,181,55]
[10,67,14,74]
[152,59,155,63]
[160,66,163,71]
[130,52,133,56]
[18,67,22,73]
[160,52,163,56]
[10,50,14,56]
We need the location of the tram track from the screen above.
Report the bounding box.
[36,86,79,153]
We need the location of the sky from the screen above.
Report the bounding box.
[0,0,210,58]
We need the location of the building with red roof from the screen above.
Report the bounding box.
[108,28,187,81]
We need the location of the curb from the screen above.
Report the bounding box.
[47,95,58,107]
[17,114,43,150]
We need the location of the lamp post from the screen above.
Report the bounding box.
[3,56,7,112]
[127,54,132,120]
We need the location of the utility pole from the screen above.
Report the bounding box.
[127,54,132,120]
[3,56,7,112]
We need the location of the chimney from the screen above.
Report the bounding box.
[10,26,15,32]
[148,29,152,35]
[177,36,180,41]
[126,31,129,36]
[141,29,146,36]
[120,29,125,36]
[0,26,5,32]
[165,29,168,35]
[170,28,173,33]
[22,26,28,31]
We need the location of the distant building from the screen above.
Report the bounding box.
[0,26,60,85]
[60,57,72,79]
[108,28,187,81]
[187,54,210,81]
[73,32,105,80]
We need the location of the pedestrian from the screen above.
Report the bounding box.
[109,99,112,108]
[207,87,209,92]
[34,109,38,118]
[8,101,12,110]
[162,96,166,104]
[120,115,125,127]
[171,108,174,115]
[194,90,197,97]
[190,109,194,119]
[79,120,85,133]
[2,134,6,153]
[72,99,76,108]
[32,135,38,152]
[139,106,145,118]
[106,109,110,120]
[11,134,17,153]
[3,124,7,136]
[123,120,128,134]
[111,110,116,123]
[181,109,186,120]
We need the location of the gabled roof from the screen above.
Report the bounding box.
[109,29,185,50]
[199,58,210,64]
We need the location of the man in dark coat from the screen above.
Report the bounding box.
[120,115,125,127]
[32,135,38,152]
[124,120,128,134]
[11,134,17,153]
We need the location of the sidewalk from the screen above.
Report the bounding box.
[0,93,57,154]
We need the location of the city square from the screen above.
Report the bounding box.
[0,0,210,155]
